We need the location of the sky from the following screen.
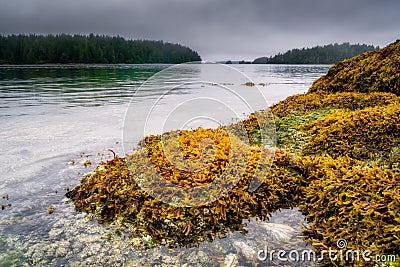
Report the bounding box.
[0,0,399,61]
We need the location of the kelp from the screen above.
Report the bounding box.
[303,104,400,161]
[271,91,399,118]
[127,126,273,207]
[269,91,399,155]
[298,155,400,266]
[66,40,400,265]
[66,148,308,249]
[139,127,233,188]
[309,40,400,95]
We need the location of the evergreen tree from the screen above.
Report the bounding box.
[252,43,378,64]
[0,34,201,64]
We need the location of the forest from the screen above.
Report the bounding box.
[253,43,378,64]
[0,34,201,64]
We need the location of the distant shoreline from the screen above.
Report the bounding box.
[0,62,332,67]
[0,63,175,67]
[251,42,378,64]
[0,34,201,64]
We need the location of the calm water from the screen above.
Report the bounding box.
[0,64,329,266]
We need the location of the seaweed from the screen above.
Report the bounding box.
[271,91,399,118]
[303,104,400,161]
[66,148,308,249]
[309,40,400,95]
[66,40,400,265]
[298,155,400,266]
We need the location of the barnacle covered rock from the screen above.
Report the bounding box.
[309,40,400,95]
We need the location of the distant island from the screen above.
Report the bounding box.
[252,43,378,64]
[0,34,201,64]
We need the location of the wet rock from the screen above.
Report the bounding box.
[257,222,296,241]
[222,253,238,267]
[233,241,256,261]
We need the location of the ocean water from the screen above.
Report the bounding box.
[0,63,329,266]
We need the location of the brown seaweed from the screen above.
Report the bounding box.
[66,40,400,265]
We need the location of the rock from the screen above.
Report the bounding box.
[222,253,238,267]
[257,222,296,241]
[233,241,256,261]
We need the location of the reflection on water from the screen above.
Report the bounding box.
[0,64,328,113]
[0,64,328,266]
[0,65,167,112]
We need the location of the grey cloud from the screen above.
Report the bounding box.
[0,0,399,60]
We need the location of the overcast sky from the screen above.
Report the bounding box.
[0,0,399,61]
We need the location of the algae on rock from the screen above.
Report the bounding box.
[309,40,400,95]
[66,40,400,266]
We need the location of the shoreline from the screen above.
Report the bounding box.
[65,40,400,266]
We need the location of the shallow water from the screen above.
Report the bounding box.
[0,63,328,266]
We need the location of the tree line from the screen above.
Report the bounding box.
[253,43,378,64]
[0,34,201,64]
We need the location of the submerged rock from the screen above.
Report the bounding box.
[222,253,238,267]
[256,222,296,241]
[232,241,257,262]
